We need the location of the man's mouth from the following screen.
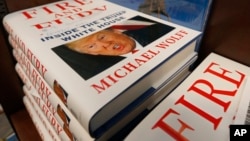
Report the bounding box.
[113,44,124,50]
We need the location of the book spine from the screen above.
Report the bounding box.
[233,77,250,124]
[10,38,93,140]
[3,19,91,135]
[15,63,71,141]
[23,95,57,141]
[23,86,62,141]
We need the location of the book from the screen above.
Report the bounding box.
[23,95,58,141]
[13,49,93,141]
[3,0,200,137]
[15,62,74,141]
[125,52,250,141]
[107,0,213,51]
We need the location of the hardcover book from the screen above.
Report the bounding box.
[3,0,200,137]
[107,0,213,51]
[15,62,77,141]
[125,53,250,141]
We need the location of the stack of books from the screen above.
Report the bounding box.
[2,0,201,140]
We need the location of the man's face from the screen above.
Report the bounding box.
[71,30,136,56]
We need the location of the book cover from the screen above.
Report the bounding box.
[107,0,213,51]
[23,96,58,141]
[125,53,250,141]
[3,0,200,137]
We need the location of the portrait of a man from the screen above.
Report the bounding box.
[52,16,174,80]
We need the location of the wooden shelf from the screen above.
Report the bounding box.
[10,109,42,141]
[0,0,58,140]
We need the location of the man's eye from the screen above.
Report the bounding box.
[88,45,94,48]
[97,34,105,40]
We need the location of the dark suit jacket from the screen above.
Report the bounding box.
[123,16,175,47]
[52,46,125,80]
[52,16,175,80]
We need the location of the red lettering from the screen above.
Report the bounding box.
[55,2,76,10]
[205,62,245,88]
[188,79,236,112]
[176,95,222,129]
[33,19,62,29]
[74,0,93,5]
[31,69,39,88]
[155,30,188,49]
[114,69,127,78]
[134,58,147,66]
[91,79,111,94]
[21,0,93,19]
[106,75,118,84]
[152,109,194,141]
[22,9,37,19]
[176,30,188,37]
[179,30,188,34]
[26,49,34,61]
[42,7,53,14]
[76,11,92,17]
[122,62,138,72]
[165,38,176,44]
